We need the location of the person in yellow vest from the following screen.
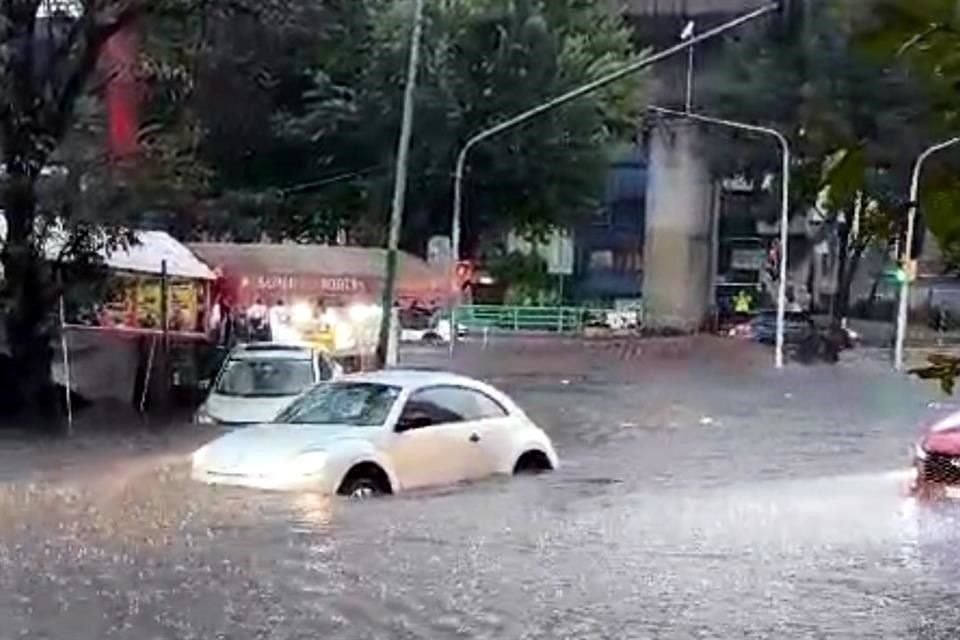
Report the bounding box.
[734,289,754,314]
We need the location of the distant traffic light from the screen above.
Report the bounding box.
[886,261,916,284]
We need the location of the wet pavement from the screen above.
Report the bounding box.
[1,337,959,639]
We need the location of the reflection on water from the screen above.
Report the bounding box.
[0,460,953,640]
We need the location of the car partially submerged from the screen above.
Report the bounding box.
[191,370,558,495]
[195,343,341,426]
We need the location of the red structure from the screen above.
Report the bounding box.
[101,23,140,158]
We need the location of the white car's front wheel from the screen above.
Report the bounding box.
[513,450,554,475]
[337,464,392,499]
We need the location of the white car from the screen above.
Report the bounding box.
[195,343,341,426]
[191,370,558,496]
[398,308,467,344]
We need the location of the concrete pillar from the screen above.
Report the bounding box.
[642,121,714,331]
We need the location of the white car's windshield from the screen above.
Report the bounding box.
[276,382,401,426]
[214,358,314,398]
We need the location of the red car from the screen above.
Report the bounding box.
[913,411,960,500]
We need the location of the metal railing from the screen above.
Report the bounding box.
[454,305,623,334]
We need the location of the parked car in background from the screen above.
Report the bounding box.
[728,310,859,363]
[399,308,466,344]
[191,370,558,495]
[195,343,341,426]
[729,310,817,344]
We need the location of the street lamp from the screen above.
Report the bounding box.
[893,136,960,372]
[649,106,791,369]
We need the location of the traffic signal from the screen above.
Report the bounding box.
[886,261,916,284]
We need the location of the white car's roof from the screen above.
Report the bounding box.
[344,369,487,390]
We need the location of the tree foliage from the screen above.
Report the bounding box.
[857,0,960,275]
[857,0,960,391]
[280,0,647,253]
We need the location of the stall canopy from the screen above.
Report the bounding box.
[45,230,216,280]
[189,243,450,307]
[43,231,216,341]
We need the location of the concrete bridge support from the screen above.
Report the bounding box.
[642,121,714,331]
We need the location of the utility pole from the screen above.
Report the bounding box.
[377,0,425,368]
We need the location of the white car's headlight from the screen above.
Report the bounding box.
[192,444,211,466]
[294,451,329,476]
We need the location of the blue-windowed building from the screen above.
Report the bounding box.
[573,145,647,303]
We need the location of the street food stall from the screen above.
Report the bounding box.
[189,243,451,369]
[52,231,218,411]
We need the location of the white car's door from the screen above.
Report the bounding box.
[455,390,518,476]
[387,387,481,489]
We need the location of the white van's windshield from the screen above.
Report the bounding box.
[214,358,314,398]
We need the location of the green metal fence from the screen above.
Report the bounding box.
[452,305,609,333]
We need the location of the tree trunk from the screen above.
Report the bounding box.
[1,167,58,422]
[831,222,851,327]
[833,238,867,329]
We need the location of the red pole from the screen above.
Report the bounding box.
[101,23,140,159]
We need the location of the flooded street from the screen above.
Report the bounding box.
[1,339,958,639]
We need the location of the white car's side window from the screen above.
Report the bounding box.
[397,386,508,432]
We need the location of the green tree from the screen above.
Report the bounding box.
[857,0,960,276]
[284,0,648,255]
[855,0,960,391]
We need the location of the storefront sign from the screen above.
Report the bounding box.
[731,249,766,271]
[247,275,369,296]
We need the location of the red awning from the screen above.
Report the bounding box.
[189,243,452,308]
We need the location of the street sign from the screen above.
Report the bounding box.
[731,248,765,271]
[546,231,574,276]
[427,235,452,265]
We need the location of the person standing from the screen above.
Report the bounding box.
[268,299,288,342]
[247,297,269,342]
[734,288,753,315]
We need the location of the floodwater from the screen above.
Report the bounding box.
[1,339,958,639]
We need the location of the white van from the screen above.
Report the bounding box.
[195,343,341,426]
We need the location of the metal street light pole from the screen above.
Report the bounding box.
[449,2,779,299]
[649,106,791,369]
[377,0,425,368]
[681,20,696,113]
[893,136,960,372]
